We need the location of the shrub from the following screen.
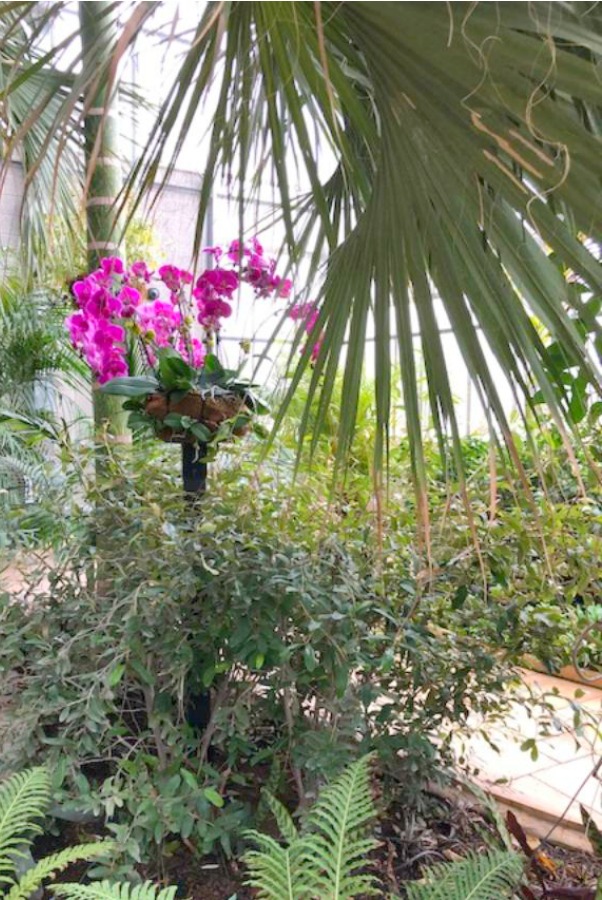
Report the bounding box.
[0,443,513,872]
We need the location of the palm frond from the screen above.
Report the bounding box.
[130,1,602,483]
[4,2,602,483]
[51,881,180,900]
[6,844,114,900]
[0,4,83,273]
[0,767,50,886]
[0,2,157,269]
[405,849,524,900]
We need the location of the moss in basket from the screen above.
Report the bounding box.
[100,350,268,445]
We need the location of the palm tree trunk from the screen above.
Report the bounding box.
[79,0,129,440]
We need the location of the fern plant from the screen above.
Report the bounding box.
[52,883,179,899]
[0,767,178,900]
[243,756,530,900]
[243,754,380,899]
[405,849,524,900]
[0,767,111,899]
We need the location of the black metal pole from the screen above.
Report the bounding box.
[181,442,207,495]
[182,442,211,732]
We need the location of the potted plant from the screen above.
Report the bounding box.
[65,239,293,448]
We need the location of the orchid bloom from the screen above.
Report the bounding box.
[65,239,298,385]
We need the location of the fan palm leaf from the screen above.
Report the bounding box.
[2,2,602,492]
[0,2,156,274]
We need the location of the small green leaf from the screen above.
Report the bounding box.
[335,665,349,697]
[100,376,159,397]
[203,354,225,376]
[452,585,468,610]
[202,665,216,687]
[108,664,125,687]
[122,398,145,410]
[581,804,602,857]
[520,738,538,760]
[129,658,154,686]
[163,413,184,428]
[191,422,212,442]
[157,351,195,390]
[303,645,317,672]
[590,401,602,420]
[181,769,198,790]
[252,422,269,439]
[203,787,224,808]
[127,411,152,429]
[569,387,587,424]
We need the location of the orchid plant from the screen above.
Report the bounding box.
[65,238,320,445]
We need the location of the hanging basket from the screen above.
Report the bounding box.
[145,391,251,444]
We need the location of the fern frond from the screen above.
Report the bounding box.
[6,843,114,900]
[243,831,317,900]
[263,791,299,844]
[405,850,524,900]
[305,754,380,899]
[244,755,379,900]
[51,880,180,900]
[0,768,51,884]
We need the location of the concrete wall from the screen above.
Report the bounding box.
[0,159,206,270]
[141,168,205,269]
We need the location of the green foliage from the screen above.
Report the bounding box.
[52,881,178,900]
[5,3,602,482]
[405,850,524,900]
[0,767,113,897]
[0,767,51,885]
[243,755,380,899]
[0,276,88,541]
[101,377,160,398]
[417,435,602,673]
[581,805,602,858]
[243,763,526,900]
[0,441,513,871]
[6,844,113,900]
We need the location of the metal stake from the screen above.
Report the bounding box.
[182,441,211,733]
[181,442,207,495]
